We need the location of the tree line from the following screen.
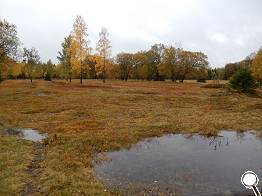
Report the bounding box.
[56,16,209,83]
[0,16,261,85]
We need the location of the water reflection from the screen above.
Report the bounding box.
[208,136,229,150]
[4,128,47,142]
[20,128,47,142]
[94,131,262,195]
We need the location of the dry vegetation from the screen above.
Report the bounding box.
[0,79,261,195]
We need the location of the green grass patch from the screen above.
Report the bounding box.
[0,135,33,195]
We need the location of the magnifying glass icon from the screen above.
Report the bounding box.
[241,171,261,196]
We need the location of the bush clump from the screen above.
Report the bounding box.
[44,71,52,81]
[229,69,257,93]
[201,83,226,88]
[197,78,206,83]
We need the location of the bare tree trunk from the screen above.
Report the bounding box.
[80,64,83,85]
[69,68,72,83]
[180,76,185,83]
[102,71,105,83]
[171,75,175,82]
[65,65,68,81]
[102,56,106,83]
[0,65,2,82]
[66,68,68,81]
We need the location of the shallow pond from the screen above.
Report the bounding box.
[94,131,262,195]
[4,128,47,142]
[35,92,48,96]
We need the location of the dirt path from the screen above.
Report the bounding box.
[21,142,45,196]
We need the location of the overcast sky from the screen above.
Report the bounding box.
[1,0,262,67]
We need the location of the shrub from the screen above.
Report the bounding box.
[44,70,52,81]
[229,69,257,93]
[201,83,226,88]
[197,78,206,83]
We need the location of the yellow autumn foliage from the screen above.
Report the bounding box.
[251,50,262,81]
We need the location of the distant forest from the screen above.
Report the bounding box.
[1,17,262,84]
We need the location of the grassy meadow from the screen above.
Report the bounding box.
[0,79,262,195]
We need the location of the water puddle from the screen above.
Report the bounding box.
[4,128,47,142]
[35,92,48,97]
[94,131,262,195]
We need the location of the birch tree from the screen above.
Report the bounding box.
[57,35,72,82]
[251,49,262,84]
[0,19,20,81]
[70,15,90,84]
[96,27,111,83]
[23,47,40,83]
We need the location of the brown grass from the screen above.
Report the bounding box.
[0,79,261,195]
